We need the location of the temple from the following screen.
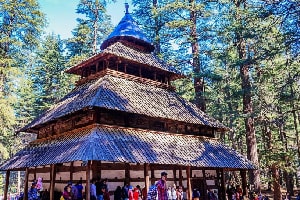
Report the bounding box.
[0,4,255,200]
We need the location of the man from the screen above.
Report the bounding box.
[156,172,168,200]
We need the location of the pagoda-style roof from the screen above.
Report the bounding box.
[100,9,154,52]
[20,75,227,132]
[67,42,182,77]
[0,124,256,170]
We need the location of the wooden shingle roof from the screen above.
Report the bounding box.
[20,75,227,132]
[66,42,182,77]
[0,125,256,170]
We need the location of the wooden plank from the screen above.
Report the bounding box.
[4,170,10,200]
[24,168,29,200]
[50,164,56,200]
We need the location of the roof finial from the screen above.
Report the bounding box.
[125,2,129,14]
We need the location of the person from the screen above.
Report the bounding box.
[36,177,43,200]
[62,186,72,200]
[96,178,103,200]
[129,186,134,200]
[102,187,110,200]
[156,172,168,200]
[170,184,177,200]
[147,182,157,200]
[90,179,97,200]
[68,182,78,200]
[236,185,242,200]
[133,187,140,200]
[136,185,142,200]
[28,182,38,200]
[76,180,84,200]
[167,186,172,200]
[192,188,200,200]
[207,189,216,200]
[296,192,300,200]
[176,186,183,200]
[122,183,130,200]
[141,186,147,200]
[114,186,122,200]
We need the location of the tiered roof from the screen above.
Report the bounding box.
[0,124,256,170]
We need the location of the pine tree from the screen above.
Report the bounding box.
[32,34,72,114]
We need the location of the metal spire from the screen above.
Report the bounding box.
[125,2,129,14]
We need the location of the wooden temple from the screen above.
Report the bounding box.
[0,4,255,200]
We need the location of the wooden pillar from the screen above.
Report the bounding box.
[144,163,150,194]
[24,168,29,200]
[125,163,131,184]
[220,168,226,200]
[173,168,177,186]
[151,167,155,185]
[4,170,10,200]
[186,166,192,200]
[50,164,56,200]
[179,168,183,186]
[202,169,207,200]
[240,170,248,197]
[70,162,74,182]
[86,160,91,200]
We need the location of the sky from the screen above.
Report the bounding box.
[38,0,127,39]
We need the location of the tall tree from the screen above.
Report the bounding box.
[32,34,72,114]
[0,0,45,161]
[75,0,114,54]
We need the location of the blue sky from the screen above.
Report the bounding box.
[38,0,126,39]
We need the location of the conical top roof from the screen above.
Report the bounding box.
[100,3,154,52]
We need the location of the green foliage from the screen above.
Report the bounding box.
[31,34,73,114]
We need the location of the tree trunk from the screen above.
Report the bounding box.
[271,163,282,200]
[189,0,205,112]
[153,0,161,55]
[234,0,260,191]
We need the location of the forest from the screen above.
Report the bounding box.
[0,0,299,199]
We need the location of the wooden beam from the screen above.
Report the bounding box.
[86,161,91,200]
[144,163,150,194]
[3,170,10,200]
[50,164,56,200]
[24,168,29,200]
[186,166,192,200]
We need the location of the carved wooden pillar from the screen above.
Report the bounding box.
[144,163,150,194]
[50,164,56,200]
[24,168,29,200]
[186,166,192,200]
[86,161,91,200]
[4,170,10,200]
